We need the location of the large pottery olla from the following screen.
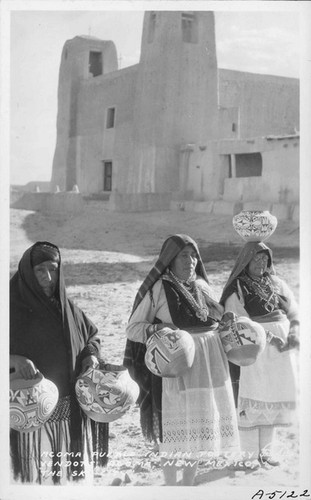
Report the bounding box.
[75,363,139,423]
[233,210,277,242]
[219,312,266,366]
[145,327,195,377]
[10,372,59,432]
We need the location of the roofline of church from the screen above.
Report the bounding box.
[219,67,299,84]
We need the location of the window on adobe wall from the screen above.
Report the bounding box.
[89,51,102,77]
[181,13,198,43]
[235,153,262,177]
[106,107,115,129]
[148,12,157,43]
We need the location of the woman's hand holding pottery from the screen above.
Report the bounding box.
[10,354,38,379]
[146,322,178,339]
[272,325,299,352]
[80,355,99,374]
[285,323,300,350]
[269,336,286,352]
[157,322,178,331]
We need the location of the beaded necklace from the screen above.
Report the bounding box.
[163,270,210,322]
[240,271,279,313]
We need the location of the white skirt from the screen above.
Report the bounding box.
[238,317,297,430]
[160,329,240,461]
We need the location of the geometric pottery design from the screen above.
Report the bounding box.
[144,327,195,378]
[75,363,139,423]
[10,374,59,432]
[219,315,266,367]
[233,210,278,242]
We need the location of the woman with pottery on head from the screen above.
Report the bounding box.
[10,241,109,484]
[124,234,240,486]
[220,213,299,468]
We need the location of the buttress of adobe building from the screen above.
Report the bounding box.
[50,11,299,215]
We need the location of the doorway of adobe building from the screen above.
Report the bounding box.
[103,161,112,191]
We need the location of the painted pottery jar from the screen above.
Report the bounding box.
[75,363,139,423]
[219,312,266,366]
[233,210,278,242]
[10,372,59,432]
[145,327,195,377]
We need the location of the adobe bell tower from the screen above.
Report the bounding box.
[50,36,118,192]
[127,11,218,194]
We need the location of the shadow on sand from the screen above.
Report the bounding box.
[10,260,151,285]
[191,465,257,486]
[15,209,299,262]
[173,466,251,486]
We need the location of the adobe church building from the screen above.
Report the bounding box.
[50,11,299,218]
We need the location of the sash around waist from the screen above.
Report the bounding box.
[251,309,288,324]
[185,324,219,335]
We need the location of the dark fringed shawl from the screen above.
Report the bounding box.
[123,234,223,442]
[10,241,109,483]
[10,398,109,485]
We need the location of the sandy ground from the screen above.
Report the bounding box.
[9,203,301,492]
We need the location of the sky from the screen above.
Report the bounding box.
[6,5,302,185]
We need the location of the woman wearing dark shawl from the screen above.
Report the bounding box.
[124,234,240,485]
[10,241,109,484]
[220,241,299,467]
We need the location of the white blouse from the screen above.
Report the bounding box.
[126,277,218,344]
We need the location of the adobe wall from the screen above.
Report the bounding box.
[218,69,299,138]
[10,192,84,213]
[185,136,299,205]
[218,136,299,203]
[108,191,172,212]
[76,65,138,193]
